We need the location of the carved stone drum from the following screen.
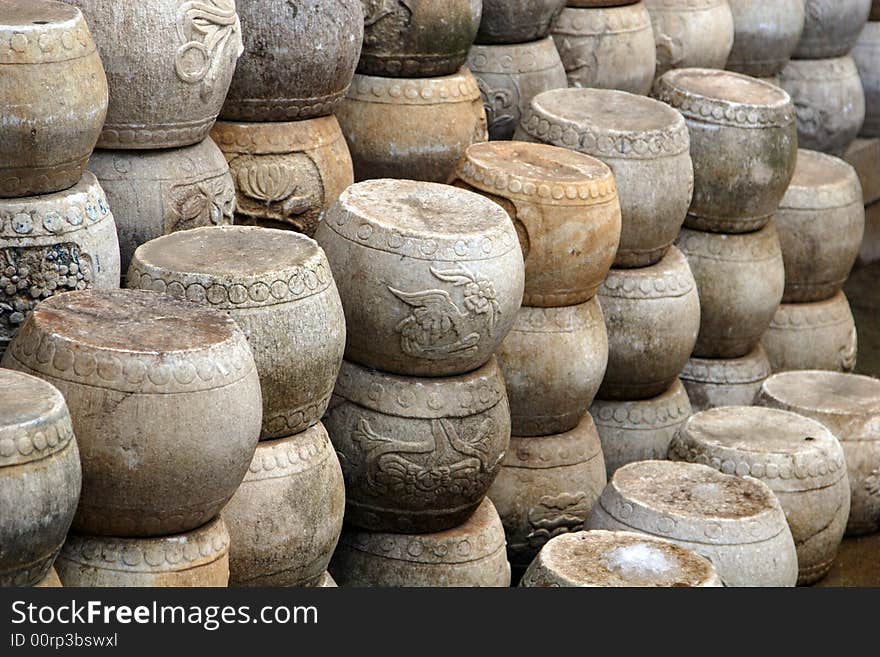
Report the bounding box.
[211,117,354,236]
[323,357,510,533]
[329,498,511,587]
[127,226,346,440]
[854,22,880,138]
[0,174,121,358]
[66,0,244,149]
[676,222,785,359]
[55,518,230,587]
[670,406,850,584]
[0,0,107,198]
[88,139,235,275]
[585,460,799,586]
[681,345,772,412]
[1,289,262,537]
[653,68,798,233]
[315,180,524,377]
[520,530,723,587]
[794,0,871,59]
[453,141,621,306]
[0,369,81,587]
[597,247,701,400]
[726,0,805,78]
[221,0,363,121]
[758,371,880,536]
[496,301,608,437]
[515,88,693,268]
[487,414,607,572]
[476,0,566,44]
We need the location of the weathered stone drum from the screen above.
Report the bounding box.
[211,117,354,237]
[520,530,723,587]
[681,346,772,411]
[794,0,872,59]
[1,289,262,537]
[585,460,799,586]
[496,301,608,437]
[316,180,524,377]
[854,23,880,138]
[670,406,850,585]
[221,0,363,121]
[337,70,488,183]
[0,0,108,198]
[323,357,510,533]
[66,0,244,149]
[487,414,607,571]
[453,141,621,306]
[329,498,511,587]
[127,226,346,440]
[726,0,806,78]
[0,370,81,587]
[653,68,798,233]
[476,0,566,44]
[597,247,701,400]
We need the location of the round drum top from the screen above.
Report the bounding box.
[662,68,788,107]
[761,371,880,416]
[464,141,611,185]
[1,0,79,28]
[781,149,862,210]
[0,368,66,434]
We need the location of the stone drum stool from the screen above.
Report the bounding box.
[681,345,773,411]
[127,226,346,440]
[794,0,871,59]
[1,289,262,537]
[758,371,880,536]
[670,406,850,584]
[520,530,723,587]
[476,0,566,44]
[726,0,805,78]
[0,369,81,587]
[585,460,799,586]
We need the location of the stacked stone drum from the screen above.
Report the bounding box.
[319,179,525,586]
[725,0,805,82]
[854,13,880,138]
[0,1,119,357]
[2,289,263,586]
[338,1,487,182]
[779,0,870,154]
[652,68,796,410]
[63,0,241,274]
[762,150,864,373]
[212,0,361,238]
[515,87,699,477]
[126,226,346,587]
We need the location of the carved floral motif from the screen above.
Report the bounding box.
[175,0,243,100]
[477,78,520,139]
[510,492,591,553]
[167,174,235,233]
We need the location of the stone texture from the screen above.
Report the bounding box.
[55,518,230,587]
[0,0,107,198]
[726,0,805,78]
[316,572,337,588]
[1,289,262,537]
[337,68,488,183]
[66,0,243,149]
[758,370,880,536]
[777,150,865,303]
[222,423,345,587]
[845,138,880,206]
[815,533,880,586]
[551,4,657,95]
[591,379,692,478]
[853,23,880,139]
[794,0,871,59]
[329,498,511,587]
[644,0,735,79]
[0,173,121,358]
[358,0,481,77]
[316,180,524,377]
[34,568,62,588]
[670,406,850,585]
[653,68,798,233]
[476,0,566,44]
[454,141,621,305]
[677,221,785,359]
[597,247,701,400]
[127,226,345,440]
[779,56,867,157]
[87,139,235,276]
[211,117,353,237]
[0,369,81,587]
[516,88,693,268]
[585,460,799,586]
[467,39,568,141]
[762,291,858,373]
[487,414,607,571]
[681,345,772,412]
[324,357,510,533]
[520,529,723,587]
[496,301,608,437]
[221,0,363,121]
